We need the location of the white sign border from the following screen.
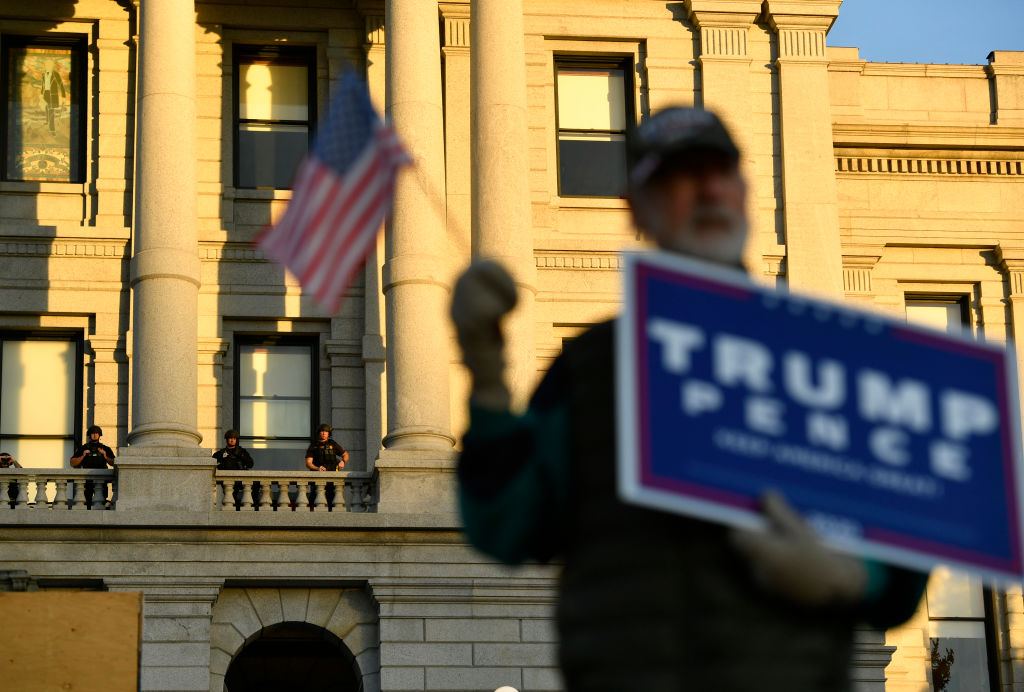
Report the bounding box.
[615,249,1024,586]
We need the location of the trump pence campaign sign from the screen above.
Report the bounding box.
[616,251,1024,582]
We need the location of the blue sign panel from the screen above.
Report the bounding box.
[616,251,1024,582]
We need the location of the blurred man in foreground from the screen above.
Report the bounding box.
[451,107,926,691]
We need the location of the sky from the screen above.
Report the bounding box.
[827,0,1023,65]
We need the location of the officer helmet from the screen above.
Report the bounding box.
[225,429,240,440]
[87,425,102,437]
[317,423,332,434]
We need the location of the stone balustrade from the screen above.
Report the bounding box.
[0,469,116,510]
[214,471,376,513]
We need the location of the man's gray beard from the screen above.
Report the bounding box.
[665,205,748,266]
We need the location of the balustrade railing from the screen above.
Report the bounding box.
[214,471,375,513]
[0,469,116,510]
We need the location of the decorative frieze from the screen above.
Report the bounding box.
[535,253,622,270]
[200,244,267,262]
[0,240,127,258]
[836,156,1023,176]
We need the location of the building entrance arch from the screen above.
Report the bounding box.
[224,621,363,692]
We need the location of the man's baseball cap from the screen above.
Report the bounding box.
[628,107,739,187]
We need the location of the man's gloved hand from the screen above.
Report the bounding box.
[730,492,867,607]
[450,260,518,410]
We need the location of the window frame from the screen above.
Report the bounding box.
[0,330,84,465]
[904,294,999,690]
[232,44,317,190]
[1,33,87,183]
[232,333,319,451]
[553,53,635,199]
[903,293,971,330]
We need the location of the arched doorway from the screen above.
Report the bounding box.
[224,622,363,692]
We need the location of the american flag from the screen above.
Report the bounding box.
[256,70,410,314]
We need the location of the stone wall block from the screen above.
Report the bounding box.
[425,618,519,642]
[380,665,425,691]
[522,666,564,691]
[472,642,555,667]
[380,642,472,666]
[381,618,425,642]
[280,588,310,623]
[424,666,521,691]
[245,588,284,627]
[209,622,245,658]
[306,589,344,628]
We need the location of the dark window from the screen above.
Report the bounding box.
[0,332,83,467]
[2,35,86,182]
[555,56,633,197]
[905,294,999,691]
[234,46,315,189]
[233,335,318,470]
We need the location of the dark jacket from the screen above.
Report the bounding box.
[212,445,254,471]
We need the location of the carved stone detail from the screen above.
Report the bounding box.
[777,29,827,59]
[700,26,748,58]
[444,17,470,49]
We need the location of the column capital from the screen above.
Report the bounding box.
[684,1,761,60]
[442,11,470,50]
[764,0,842,29]
[995,245,1024,295]
[684,0,762,26]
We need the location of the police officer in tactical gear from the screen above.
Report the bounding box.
[304,424,348,509]
[305,424,348,471]
[71,425,115,469]
[212,429,254,470]
[70,425,115,508]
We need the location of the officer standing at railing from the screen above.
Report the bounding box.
[305,423,348,509]
[213,429,254,470]
[70,425,115,508]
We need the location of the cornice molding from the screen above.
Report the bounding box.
[833,123,1024,150]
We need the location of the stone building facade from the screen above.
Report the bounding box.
[0,0,1022,690]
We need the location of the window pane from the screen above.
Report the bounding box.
[558,134,627,196]
[927,566,986,618]
[240,400,310,439]
[6,44,80,181]
[245,439,309,471]
[239,62,309,121]
[2,340,75,435]
[239,345,311,397]
[237,124,308,189]
[906,301,964,334]
[557,68,626,131]
[0,437,73,469]
[930,634,990,692]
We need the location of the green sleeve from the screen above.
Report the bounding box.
[458,403,569,565]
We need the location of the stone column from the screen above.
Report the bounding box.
[470,0,537,406]
[129,0,203,447]
[106,578,222,692]
[362,14,388,467]
[685,0,763,275]
[986,51,1024,126]
[380,0,452,452]
[376,0,457,513]
[765,0,845,296]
